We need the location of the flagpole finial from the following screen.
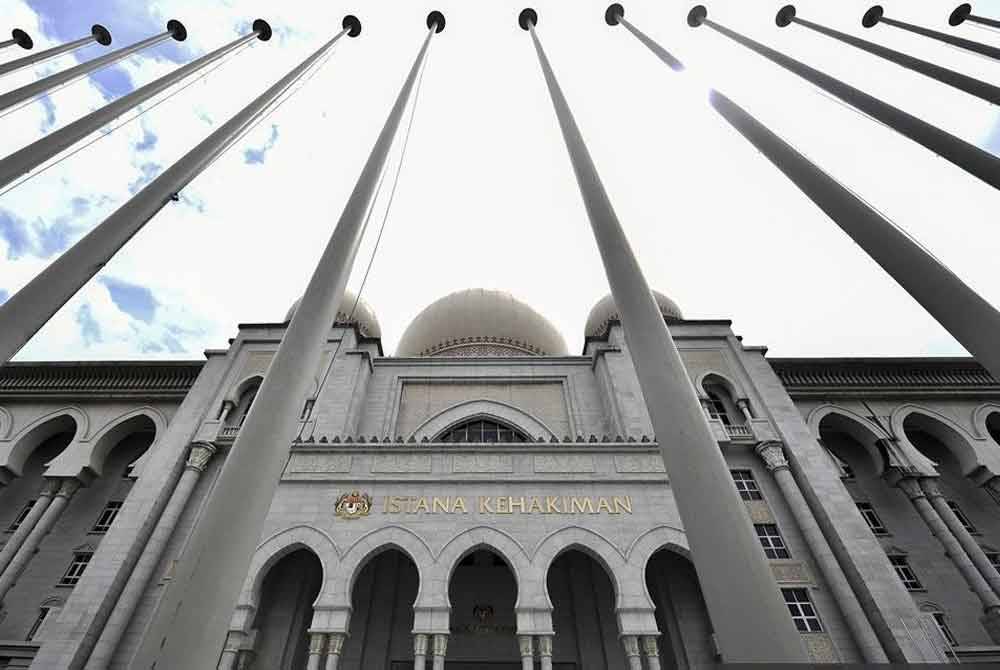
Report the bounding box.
[605,4,625,26]
[427,11,446,33]
[519,8,538,30]
[167,20,187,42]
[862,6,884,28]
[950,3,972,26]
[687,6,708,27]
[776,5,796,27]
[252,19,273,41]
[342,15,362,38]
[12,29,33,49]
[91,24,112,46]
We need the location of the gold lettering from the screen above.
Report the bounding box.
[388,497,402,513]
[596,497,612,514]
[453,497,467,514]
[383,496,389,513]
[571,497,595,514]
[509,497,525,513]
[496,497,510,514]
[528,497,543,514]
[414,497,429,514]
[546,496,562,514]
[479,496,494,513]
[433,497,449,513]
[613,496,633,514]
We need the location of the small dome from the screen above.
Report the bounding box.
[285,290,381,338]
[585,290,683,338]
[396,289,568,357]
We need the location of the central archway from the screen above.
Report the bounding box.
[252,548,323,669]
[645,548,713,669]
[344,548,420,669]
[446,548,521,667]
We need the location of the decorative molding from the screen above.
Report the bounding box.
[772,357,999,397]
[286,453,352,474]
[371,454,432,473]
[770,561,811,584]
[745,500,773,523]
[452,454,513,473]
[0,361,202,397]
[533,455,594,473]
[614,455,666,473]
[802,632,838,663]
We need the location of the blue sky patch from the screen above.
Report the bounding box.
[0,289,8,305]
[244,125,279,165]
[99,275,159,323]
[76,304,103,345]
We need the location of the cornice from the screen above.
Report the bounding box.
[0,361,203,398]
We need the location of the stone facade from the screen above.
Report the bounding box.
[1,304,999,668]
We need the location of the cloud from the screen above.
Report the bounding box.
[0,198,90,260]
[38,94,56,133]
[75,304,103,345]
[243,124,279,165]
[128,161,163,194]
[135,126,158,152]
[99,276,159,323]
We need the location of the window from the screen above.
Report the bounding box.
[930,611,958,647]
[24,606,51,642]
[437,419,529,443]
[704,393,731,426]
[730,470,763,501]
[7,500,36,533]
[59,552,93,586]
[91,501,123,534]
[755,524,791,559]
[985,550,1000,574]
[889,554,922,590]
[856,502,888,535]
[782,588,822,632]
[947,501,978,534]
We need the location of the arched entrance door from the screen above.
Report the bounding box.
[645,549,714,669]
[345,548,419,669]
[252,549,323,669]
[444,548,521,668]
[546,549,622,670]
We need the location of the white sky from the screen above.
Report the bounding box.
[2,0,1000,361]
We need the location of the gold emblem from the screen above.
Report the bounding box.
[335,490,372,520]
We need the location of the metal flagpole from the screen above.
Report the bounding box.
[775,5,1000,106]
[0,16,357,366]
[0,25,111,79]
[0,21,271,192]
[0,21,187,114]
[604,8,1000,659]
[708,88,1000,387]
[130,12,444,669]
[863,5,1000,62]
[687,6,1000,193]
[951,3,1000,30]
[517,7,806,663]
[0,29,33,52]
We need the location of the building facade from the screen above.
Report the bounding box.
[2,288,1000,669]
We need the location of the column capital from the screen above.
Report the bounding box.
[328,632,346,655]
[40,478,62,497]
[432,633,448,657]
[518,634,533,657]
[641,635,660,656]
[414,632,429,655]
[186,441,218,473]
[55,477,82,498]
[537,634,552,657]
[754,440,789,473]
[622,634,640,657]
[918,477,944,498]
[308,632,326,655]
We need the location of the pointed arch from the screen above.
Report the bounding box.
[331,526,433,609]
[531,526,628,609]
[895,404,997,476]
[239,525,336,611]
[0,409,83,477]
[430,526,530,609]
[809,405,893,474]
[0,406,12,440]
[407,399,556,442]
[695,370,744,401]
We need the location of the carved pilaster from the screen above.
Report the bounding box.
[186,441,217,473]
[755,440,790,473]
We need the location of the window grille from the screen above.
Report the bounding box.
[856,502,888,535]
[889,555,922,590]
[754,523,791,559]
[7,500,36,533]
[91,501,123,534]
[437,419,529,443]
[782,588,822,632]
[947,500,978,534]
[59,552,93,586]
[731,470,763,501]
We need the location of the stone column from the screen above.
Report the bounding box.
[413,633,428,669]
[538,634,553,670]
[325,633,345,670]
[622,635,642,670]
[306,632,326,670]
[893,474,1000,642]
[0,478,59,577]
[736,398,754,422]
[518,635,534,670]
[755,442,888,663]
[642,636,661,670]
[85,442,218,669]
[0,477,80,603]
[921,478,1000,597]
[431,633,447,670]
[218,400,235,423]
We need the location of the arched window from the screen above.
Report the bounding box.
[704,391,731,426]
[700,377,745,427]
[227,381,261,428]
[437,419,529,443]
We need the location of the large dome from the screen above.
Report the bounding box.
[585,290,683,338]
[284,290,381,338]
[396,289,568,357]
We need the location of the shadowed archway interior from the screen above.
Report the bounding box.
[252,549,323,669]
[645,548,714,669]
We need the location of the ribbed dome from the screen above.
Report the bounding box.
[285,290,381,338]
[396,289,568,357]
[585,291,683,338]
